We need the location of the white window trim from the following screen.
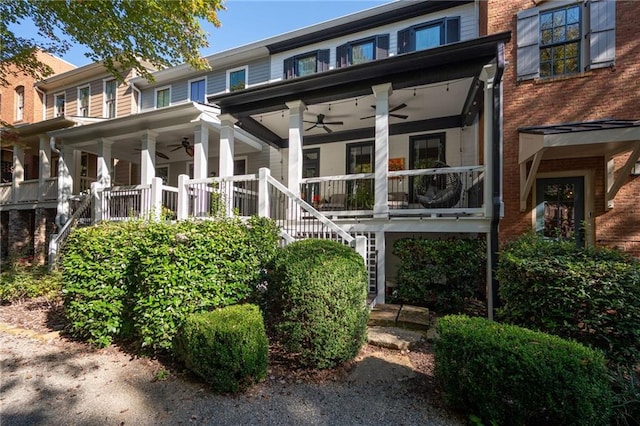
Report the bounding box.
[15,87,24,121]
[156,164,170,184]
[77,84,91,117]
[154,86,171,109]
[226,66,249,93]
[187,76,207,103]
[53,92,66,117]
[103,78,118,118]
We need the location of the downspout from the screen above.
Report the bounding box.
[34,85,47,121]
[490,42,506,318]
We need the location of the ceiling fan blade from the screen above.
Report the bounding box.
[156,151,170,160]
[169,146,183,152]
[186,147,194,157]
[390,114,409,120]
[390,103,408,113]
[324,121,343,125]
[322,125,332,133]
[360,115,374,120]
[303,120,317,124]
[305,124,317,131]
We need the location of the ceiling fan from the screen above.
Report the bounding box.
[304,114,344,133]
[167,137,194,157]
[360,103,409,120]
[134,148,169,160]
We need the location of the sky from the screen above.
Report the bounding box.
[11,0,389,67]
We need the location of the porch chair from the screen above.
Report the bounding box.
[415,162,462,209]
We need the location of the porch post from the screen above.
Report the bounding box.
[39,135,51,201]
[177,174,189,220]
[96,138,113,187]
[285,100,305,194]
[193,124,209,180]
[481,65,495,217]
[258,167,270,217]
[140,130,157,185]
[218,114,236,178]
[372,83,391,218]
[12,143,25,204]
[375,230,386,305]
[56,144,74,228]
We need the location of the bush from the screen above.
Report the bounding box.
[0,262,62,304]
[434,315,612,426]
[173,304,268,393]
[266,239,368,369]
[393,237,485,312]
[62,217,279,350]
[497,234,640,367]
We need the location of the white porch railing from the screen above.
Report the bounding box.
[0,183,11,204]
[17,179,40,202]
[97,184,152,221]
[43,177,58,201]
[48,194,92,268]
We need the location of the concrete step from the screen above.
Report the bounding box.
[367,304,437,350]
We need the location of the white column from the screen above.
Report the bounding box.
[12,143,25,204]
[177,174,189,220]
[258,167,270,217]
[140,130,157,185]
[372,83,391,218]
[193,125,209,180]
[96,138,113,187]
[38,135,52,201]
[56,145,74,227]
[286,100,305,194]
[375,230,386,305]
[218,114,236,178]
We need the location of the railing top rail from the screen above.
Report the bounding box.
[0,182,11,187]
[101,184,152,192]
[388,165,484,178]
[161,185,179,193]
[301,172,374,184]
[19,179,40,184]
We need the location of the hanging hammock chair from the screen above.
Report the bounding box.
[415,162,463,209]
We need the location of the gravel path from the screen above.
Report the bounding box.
[0,324,464,426]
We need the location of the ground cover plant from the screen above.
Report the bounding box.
[0,261,62,304]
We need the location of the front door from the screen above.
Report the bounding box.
[535,176,585,247]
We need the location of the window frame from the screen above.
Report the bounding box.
[283,49,330,79]
[346,141,375,174]
[188,77,207,102]
[156,165,169,185]
[77,84,91,117]
[226,66,248,92]
[54,92,66,117]
[103,79,117,118]
[15,86,25,121]
[538,4,582,78]
[154,86,171,109]
[336,34,389,68]
[397,16,460,54]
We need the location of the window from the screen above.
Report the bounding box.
[347,142,374,174]
[397,17,460,54]
[516,0,615,80]
[283,49,330,79]
[337,35,389,68]
[104,79,117,118]
[302,148,320,205]
[189,78,206,102]
[410,133,446,168]
[233,157,247,175]
[226,67,247,92]
[15,86,24,121]
[78,85,90,117]
[54,93,65,117]
[155,86,170,108]
[535,177,585,247]
[156,165,169,185]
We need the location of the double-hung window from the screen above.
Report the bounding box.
[517,0,616,80]
[54,93,65,117]
[155,86,170,108]
[104,79,117,118]
[189,78,206,102]
[283,49,330,79]
[15,86,24,121]
[78,85,90,117]
[226,67,247,92]
[336,35,389,68]
[397,17,460,54]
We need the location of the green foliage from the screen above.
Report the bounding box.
[393,237,486,312]
[0,262,62,303]
[61,217,279,351]
[497,233,640,367]
[173,304,268,393]
[609,365,640,426]
[266,239,369,369]
[434,315,612,426]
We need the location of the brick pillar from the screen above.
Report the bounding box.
[8,209,31,261]
[33,208,48,266]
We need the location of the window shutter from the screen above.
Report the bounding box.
[397,28,411,54]
[317,49,330,72]
[376,34,390,59]
[283,57,294,79]
[588,0,616,70]
[445,17,460,43]
[336,43,349,68]
[516,8,540,81]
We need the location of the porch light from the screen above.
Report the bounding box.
[633,160,640,176]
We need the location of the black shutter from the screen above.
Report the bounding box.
[317,49,330,72]
[283,57,294,79]
[376,34,390,59]
[397,28,411,54]
[336,43,349,68]
[445,16,460,44]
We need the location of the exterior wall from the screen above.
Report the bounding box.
[488,0,640,256]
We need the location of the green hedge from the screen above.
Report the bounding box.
[173,304,268,393]
[497,234,640,367]
[266,239,368,369]
[62,217,279,351]
[393,237,485,312]
[434,315,612,426]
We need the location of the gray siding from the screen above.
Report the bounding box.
[207,70,226,94]
[248,58,270,86]
[171,80,188,103]
[141,89,154,110]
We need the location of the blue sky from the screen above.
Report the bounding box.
[13,0,388,67]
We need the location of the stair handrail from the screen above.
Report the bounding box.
[48,193,92,268]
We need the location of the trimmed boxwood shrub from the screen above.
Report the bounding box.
[62,217,279,350]
[434,315,612,426]
[173,304,268,393]
[497,233,640,367]
[393,237,486,313]
[266,239,368,369]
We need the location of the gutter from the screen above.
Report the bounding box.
[490,42,506,318]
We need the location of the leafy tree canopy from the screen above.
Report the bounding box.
[0,0,224,86]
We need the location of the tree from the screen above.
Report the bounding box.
[0,0,224,86]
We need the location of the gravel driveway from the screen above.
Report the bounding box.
[0,324,463,426]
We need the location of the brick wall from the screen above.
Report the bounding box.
[488,0,640,257]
